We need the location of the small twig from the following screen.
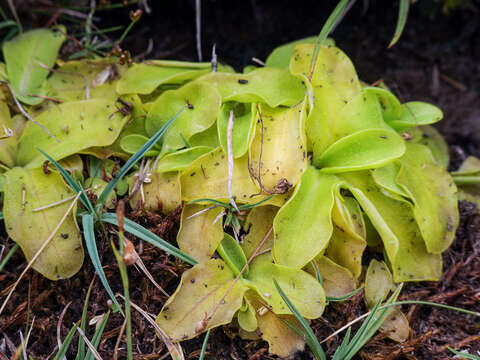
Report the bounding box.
[212,208,226,225]
[134,254,169,297]
[32,193,78,212]
[139,0,152,14]
[185,204,220,220]
[0,191,82,316]
[227,110,239,212]
[5,83,60,143]
[251,57,265,66]
[247,105,280,196]
[431,64,440,98]
[195,0,202,61]
[20,184,26,216]
[113,318,127,360]
[27,94,63,103]
[203,227,273,329]
[439,73,467,92]
[57,302,72,360]
[119,296,185,360]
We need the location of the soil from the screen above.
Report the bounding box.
[1,1,480,359]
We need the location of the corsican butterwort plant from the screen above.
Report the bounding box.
[0,0,466,358]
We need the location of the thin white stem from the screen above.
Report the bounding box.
[185,204,219,220]
[134,254,169,297]
[227,110,239,212]
[211,43,217,72]
[32,194,77,212]
[251,57,265,66]
[195,0,202,61]
[212,208,226,225]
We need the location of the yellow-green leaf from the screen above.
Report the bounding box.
[386,102,443,129]
[155,146,213,173]
[341,171,443,282]
[396,144,459,253]
[3,26,66,105]
[372,162,409,199]
[116,61,211,95]
[313,257,355,298]
[128,171,181,214]
[146,81,221,152]
[47,58,127,102]
[0,90,17,167]
[242,205,277,259]
[246,259,325,319]
[218,234,249,277]
[266,36,327,68]
[199,67,305,107]
[249,101,307,190]
[326,196,366,280]
[415,125,449,169]
[16,99,129,168]
[315,128,406,173]
[217,102,256,159]
[156,259,247,340]
[177,203,224,263]
[237,296,257,332]
[180,147,286,206]
[3,167,83,280]
[365,259,394,308]
[273,166,339,268]
[248,294,305,357]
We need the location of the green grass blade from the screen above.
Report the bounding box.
[85,311,110,360]
[237,195,275,210]
[37,148,95,215]
[327,287,364,302]
[98,107,184,207]
[199,329,211,360]
[82,213,123,315]
[0,20,17,30]
[75,278,95,360]
[310,0,351,79]
[452,176,480,186]
[274,279,326,360]
[388,300,480,318]
[0,211,3,220]
[0,243,19,272]
[101,213,198,265]
[448,347,480,360]
[311,260,324,287]
[54,322,79,360]
[332,327,351,360]
[188,198,231,208]
[341,285,402,360]
[389,0,409,48]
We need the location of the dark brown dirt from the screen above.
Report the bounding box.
[1,1,480,359]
